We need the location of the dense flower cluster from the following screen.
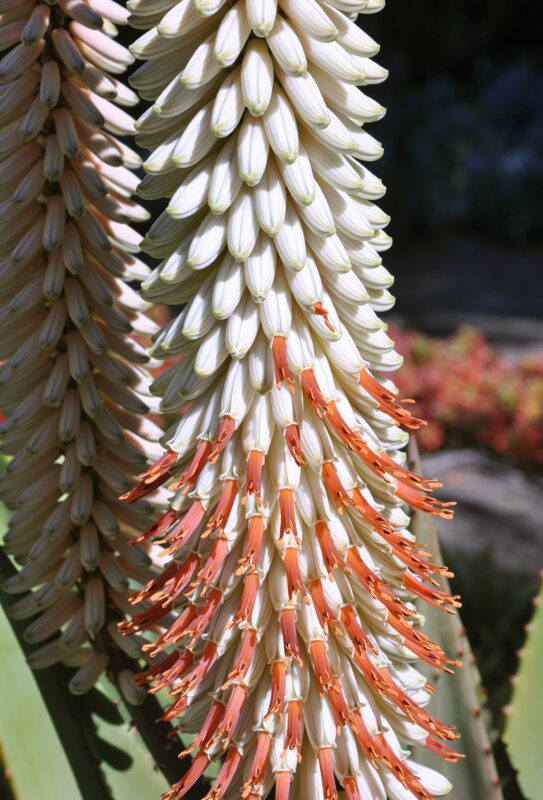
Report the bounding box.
[395,327,543,464]
[121,2,460,799]
[0,0,159,694]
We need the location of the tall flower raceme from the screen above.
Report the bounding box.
[0,0,162,696]
[122,2,461,799]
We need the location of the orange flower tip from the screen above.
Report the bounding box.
[203,748,242,800]
[236,516,266,574]
[165,752,210,800]
[425,737,465,762]
[205,479,238,534]
[266,661,287,718]
[245,450,264,503]
[344,776,362,800]
[190,700,225,752]
[300,369,328,413]
[279,488,299,541]
[321,461,353,511]
[284,548,306,599]
[312,302,336,333]
[138,449,177,482]
[286,700,303,752]
[222,629,257,688]
[275,771,292,800]
[272,336,295,394]
[317,748,339,800]
[172,440,213,493]
[280,609,302,664]
[284,424,306,465]
[357,369,426,429]
[309,640,335,694]
[208,415,237,463]
[315,521,342,573]
[242,732,273,797]
[231,572,260,627]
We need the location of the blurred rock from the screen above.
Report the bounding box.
[421,449,543,577]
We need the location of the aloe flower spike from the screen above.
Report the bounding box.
[122,1,461,798]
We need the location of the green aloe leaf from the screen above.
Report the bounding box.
[0,499,84,800]
[410,442,503,799]
[504,576,543,800]
[0,494,173,800]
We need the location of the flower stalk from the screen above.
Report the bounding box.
[122,1,462,798]
[0,0,160,695]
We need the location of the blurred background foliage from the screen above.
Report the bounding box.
[366,0,543,246]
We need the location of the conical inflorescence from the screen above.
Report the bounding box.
[0,0,160,695]
[122,1,461,798]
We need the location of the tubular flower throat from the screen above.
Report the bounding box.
[0,0,161,695]
[123,0,460,798]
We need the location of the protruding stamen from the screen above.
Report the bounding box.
[144,604,197,657]
[160,500,206,556]
[346,547,413,619]
[309,580,334,633]
[351,489,450,579]
[374,734,434,800]
[340,604,378,654]
[182,587,223,645]
[350,710,380,765]
[328,676,351,725]
[135,651,190,690]
[353,648,459,740]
